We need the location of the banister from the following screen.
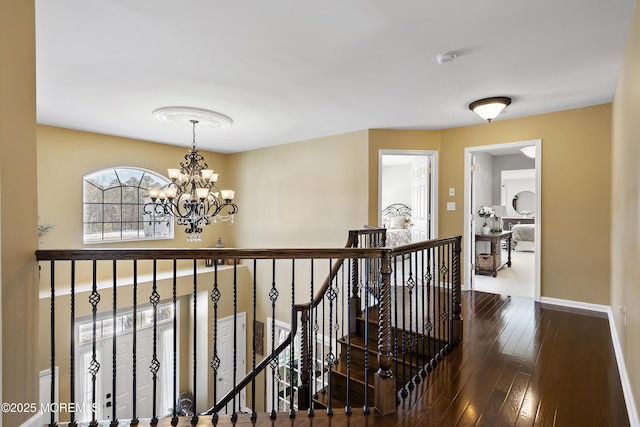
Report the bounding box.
[37,229,462,421]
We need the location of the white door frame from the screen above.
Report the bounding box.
[463,139,542,301]
[378,149,439,239]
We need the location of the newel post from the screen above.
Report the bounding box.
[451,236,463,345]
[375,249,396,414]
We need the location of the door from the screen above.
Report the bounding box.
[469,154,477,288]
[75,303,177,422]
[411,156,431,241]
[215,313,247,414]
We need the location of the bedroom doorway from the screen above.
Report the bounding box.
[378,150,438,242]
[464,140,541,301]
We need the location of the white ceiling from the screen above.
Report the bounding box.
[35,0,636,153]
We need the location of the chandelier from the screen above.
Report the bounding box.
[145,118,238,242]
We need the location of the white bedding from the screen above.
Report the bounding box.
[512,224,535,251]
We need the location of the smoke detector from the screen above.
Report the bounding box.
[436,52,457,65]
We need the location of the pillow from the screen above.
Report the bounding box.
[389,216,406,229]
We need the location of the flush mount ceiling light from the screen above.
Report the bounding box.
[468,97,512,123]
[521,146,536,159]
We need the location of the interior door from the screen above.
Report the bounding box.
[411,156,430,241]
[469,154,477,288]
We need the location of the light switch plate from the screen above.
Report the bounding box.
[449,188,455,196]
[447,202,456,211]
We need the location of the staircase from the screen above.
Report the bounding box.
[312,300,450,412]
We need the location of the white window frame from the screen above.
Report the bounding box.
[83,167,174,243]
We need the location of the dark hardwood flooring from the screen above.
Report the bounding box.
[60,291,629,427]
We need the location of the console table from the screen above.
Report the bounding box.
[475,230,513,277]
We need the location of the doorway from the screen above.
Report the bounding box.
[464,140,541,300]
[378,150,438,241]
[75,302,177,422]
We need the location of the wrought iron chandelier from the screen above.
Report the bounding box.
[145,118,238,242]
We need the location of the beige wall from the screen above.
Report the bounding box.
[439,105,612,304]
[229,130,370,250]
[612,0,640,414]
[37,125,235,252]
[0,1,39,425]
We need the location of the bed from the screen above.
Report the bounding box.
[511,223,535,251]
[381,203,412,247]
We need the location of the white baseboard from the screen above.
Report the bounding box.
[540,296,639,427]
[540,296,609,313]
[19,412,42,427]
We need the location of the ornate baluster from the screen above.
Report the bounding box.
[150,260,160,426]
[231,260,239,423]
[251,259,258,421]
[110,260,118,426]
[49,261,57,427]
[299,261,313,415]
[420,250,428,379]
[362,256,370,415]
[299,306,310,413]
[132,261,139,425]
[69,261,77,427]
[191,260,199,426]
[426,247,436,371]
[171,260,179,427]
[89,260,100,427]
[326,259,336,417]
[269,260,278,419]
[400,257,408,399]
[406,254,415,391]
[345,258,352,416]
[289,260,296,419]
[210,262,221,424]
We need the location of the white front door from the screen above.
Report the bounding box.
[75,304,177,422]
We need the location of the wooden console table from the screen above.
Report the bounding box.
[475,230,513,277]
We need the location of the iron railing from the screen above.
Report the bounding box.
[36,229,462,426]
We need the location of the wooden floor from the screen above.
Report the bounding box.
[61,291,629,427]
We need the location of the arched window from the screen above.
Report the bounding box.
[83,167,174,243]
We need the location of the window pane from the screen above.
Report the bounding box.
[103,204,121,222]
[84,204,103,222]
[103,187,121,204]
[115,168,144,187]
[83,182,103,204]
[86,169,119,190]
[121,204,139,223]
[84,223,103,242]
[140,173,166,190]
[122,187,138,204]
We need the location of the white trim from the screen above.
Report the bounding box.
[540,297,639,426]
[539,296,609,313]
[18,413,42,427]
[463,139,542,301]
